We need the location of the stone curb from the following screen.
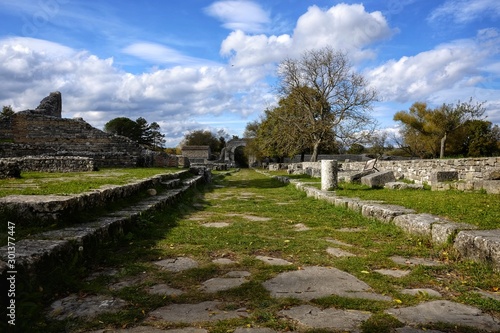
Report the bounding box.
[259,170,500,270]
[0,173,206,278]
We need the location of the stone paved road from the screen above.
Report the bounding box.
[47,170,500,333]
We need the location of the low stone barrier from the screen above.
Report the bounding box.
[0,156,95,174]
[0,170,193,226]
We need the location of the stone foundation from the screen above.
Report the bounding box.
[0,156,95,175]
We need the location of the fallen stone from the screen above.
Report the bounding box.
[374,269,410,278]
[147,301,248,323]
[279,304,371,331]
[154,257,199,272]
[147,284,184,296]
[146,188,157,196]
[48,294,127,320]
[361,171,396,188]
[349,170,375,183]
[401,288,442,298]
[326,247,355,257]
[256,255,292,266]
[453,229,500,270]
[386,300,500,331]
[262,266,390,301]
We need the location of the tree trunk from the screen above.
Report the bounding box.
[440,132,447,159]
[310,141,321,162]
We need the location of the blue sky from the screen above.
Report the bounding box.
[0,0,499,146]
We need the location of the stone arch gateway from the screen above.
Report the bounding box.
[223,139,247,166]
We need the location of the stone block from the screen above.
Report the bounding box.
[432,222,477,244]
[393,214,439,236]
[349,170,375,183]
[454,230,500,270]
[431,171,458,184]
[361,204,414,223]
[385,182,424,190]
[361,171,396,188]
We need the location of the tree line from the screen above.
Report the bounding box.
[242,47,499,162]
[104,117,166,150]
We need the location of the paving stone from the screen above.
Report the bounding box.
[226,270,251,278]
[242,215,272,221]
[154,257,199,272]
[374,269,410,278]
[48,294,127,320]
[108,276,143,291]
[476,290,500,302]
[147,284,184,296]
[200,277,247,292]
[233,328,277,333]
[326,247,356,257]
[212,258,237,265]
[395,328,444,333]
[390,256,442,267]
[202,222,231,228]
[294,223,310,231]
[386,300,500,332]
[256,255,292,266]
[401,288,442,298]
[262,266,390,301]
[279,304,371,331]
[147,301,249,323]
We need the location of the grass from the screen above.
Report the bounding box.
[270,171,500,230]
[0,167,180,197]
[15,169,500,333]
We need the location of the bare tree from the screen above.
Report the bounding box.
[277,47,377,161]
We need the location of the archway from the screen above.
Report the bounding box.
[224,139,247,166]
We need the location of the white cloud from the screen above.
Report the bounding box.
[366,30,499,103]
[220,3,394,67]
[0,36,273,143]
[428,0,500,24]
[122,42,215,66]
[205,0,271,33]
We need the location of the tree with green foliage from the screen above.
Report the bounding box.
[1,105,15,119]
[394,99,486,158]
[276,47,377,161]
[182,130,223,154]
[104,117,165,148]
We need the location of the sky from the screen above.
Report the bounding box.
[0,0,499,147]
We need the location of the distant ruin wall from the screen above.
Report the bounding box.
[285,157,500,184]
[0,156,95,174]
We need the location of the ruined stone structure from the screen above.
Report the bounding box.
[0,92,167,169]
[223,139,247,165]
[181,146,211,164]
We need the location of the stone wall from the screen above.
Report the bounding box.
[0,156,95,174]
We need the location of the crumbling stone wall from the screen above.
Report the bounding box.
[0,156,95,174]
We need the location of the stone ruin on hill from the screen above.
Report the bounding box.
[0,91,177,173]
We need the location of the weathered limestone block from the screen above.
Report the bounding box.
[431,171,458,184]
[385,182,424,190]
[454,230,500,270]
[361,204,415,223]
[432,222,477,244]
[488,170,500,180]
[361,171,396,188]
[349,170,375,183]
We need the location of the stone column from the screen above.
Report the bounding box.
[321,160,338,191]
